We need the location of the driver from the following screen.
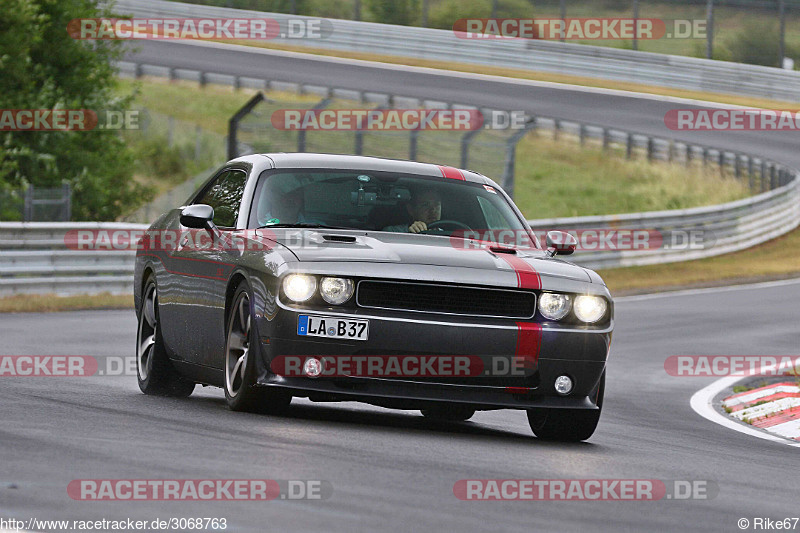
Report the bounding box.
[382,187,442,233]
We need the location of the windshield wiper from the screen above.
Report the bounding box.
[258,223,353,230]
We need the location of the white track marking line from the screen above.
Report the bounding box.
[616,277,800,303]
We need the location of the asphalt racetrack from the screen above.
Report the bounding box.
[2,281,800,531]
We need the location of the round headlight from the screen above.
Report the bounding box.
[538,293,571,321]
[283,274,317,303]
[573,295,607,323]
[319,277,354,305]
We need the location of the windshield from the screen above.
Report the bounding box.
[249,169,539,248]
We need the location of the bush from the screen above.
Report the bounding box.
[365,0,420,26]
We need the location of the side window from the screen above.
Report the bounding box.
[476,196,507,230]
[195,170,247,228]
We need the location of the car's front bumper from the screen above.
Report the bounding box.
[252,302,611,411]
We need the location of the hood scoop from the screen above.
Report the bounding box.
[322,234,357,243]
[489,245,517,255]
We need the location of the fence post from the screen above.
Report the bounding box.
[602,128,610,151]
[460,128,482,169]
[626,133,633,159]
[501,121,537,198]
[553,119,560,141]
[23,184,33,222]
[579,124,586,146]
[646,137,654,161]
[685,144,693,166]
[228,92,265,160]
[761,160,768,192]
[409,129,419,161]
[63,182,71,222]
[747,156,754,191]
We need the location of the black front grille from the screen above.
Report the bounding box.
[356,280,536,319]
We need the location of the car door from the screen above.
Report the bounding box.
[168,168,249,369]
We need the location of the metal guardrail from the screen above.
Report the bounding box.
[114,0,800,102]
[2,171,798,295]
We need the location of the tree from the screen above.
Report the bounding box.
[0,0,142,220]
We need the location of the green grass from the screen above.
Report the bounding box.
[0,293,133,313]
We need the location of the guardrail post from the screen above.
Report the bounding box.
[761,160,768,192]
[579,124,586,146]
[646,137,655,161]
[702,147,709,167]
[233,76,241,91]
[747,156,754,191]
[168,67,176,81]
[734,154,741,178]
[602,128,610,151]
[685,144,693,166]
[553,119,560,141]
[135,63,142,78]
[199,71,207,87]
[409,129,419,161]
[626,133,633,159]
[667,141,674,163]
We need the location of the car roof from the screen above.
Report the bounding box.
[233,153,493,185]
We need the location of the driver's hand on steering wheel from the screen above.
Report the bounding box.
[409,221,428,233]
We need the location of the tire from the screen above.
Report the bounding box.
[136,276,195,397]
[224,281,291,413]
[528,370,606,442]
[420,405,476,422]
[527,371,605,442]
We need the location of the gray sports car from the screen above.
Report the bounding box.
[133,153,613,441]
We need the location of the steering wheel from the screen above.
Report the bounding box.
[423,219,472,233]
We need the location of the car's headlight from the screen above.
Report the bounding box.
[283,274,317,303]
[319,277,354,305]
[538,293,571,321]
[573,295,607,323]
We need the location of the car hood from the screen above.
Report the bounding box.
[258,229,591,283]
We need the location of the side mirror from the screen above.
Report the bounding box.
[546,231,577,256]
[180,204,214,229]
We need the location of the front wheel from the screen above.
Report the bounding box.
[224,281,291,413]
[527,371,605,442]
[136,276,195,397]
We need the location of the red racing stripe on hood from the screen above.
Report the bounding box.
[498,255,541,290]
[437,165,465,180]
[515,321,542,366]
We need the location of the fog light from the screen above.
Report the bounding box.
[303,357,323,378]
[554,375,573,395]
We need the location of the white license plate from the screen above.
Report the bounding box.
[297,315,369,341]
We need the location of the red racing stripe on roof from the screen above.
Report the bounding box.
[437,165,465,180]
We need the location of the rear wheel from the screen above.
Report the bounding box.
[224,281,291,413]
[527,371,605,442]
[421,405,476,422]
[136,276,195,397]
